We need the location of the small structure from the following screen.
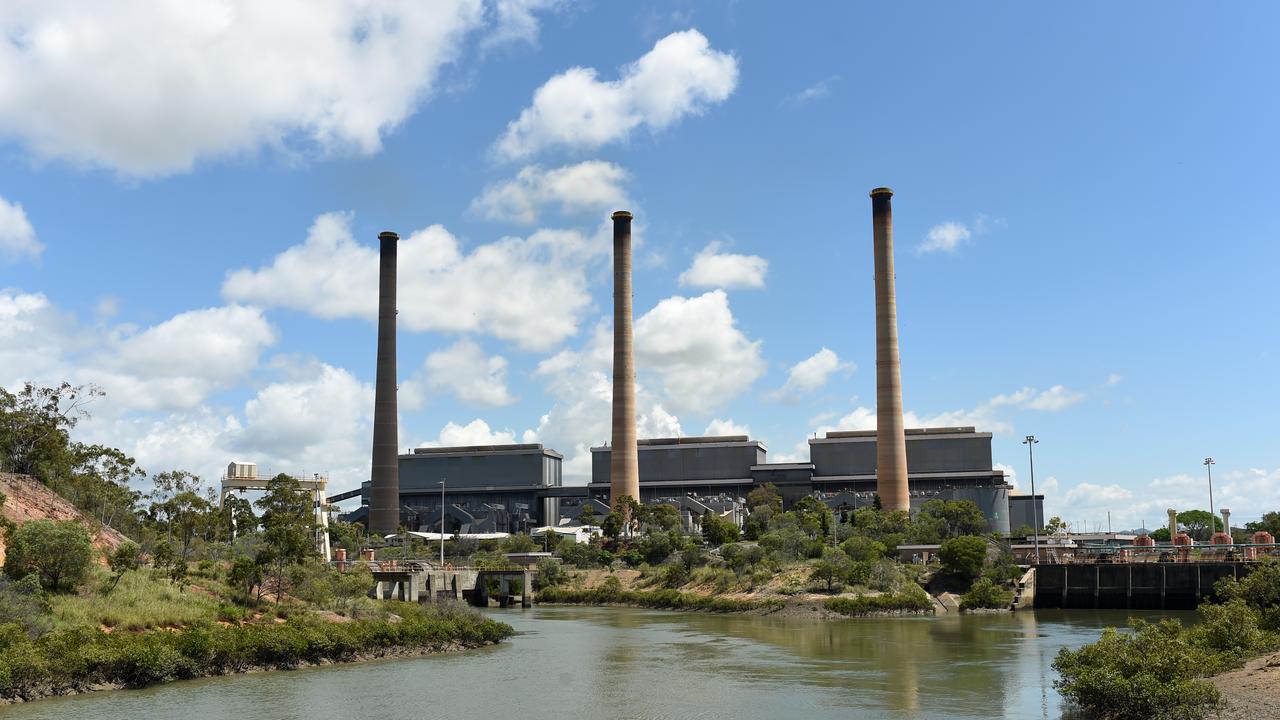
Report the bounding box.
[220,462,331,561]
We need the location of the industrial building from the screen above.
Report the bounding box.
[341,425,1027,534]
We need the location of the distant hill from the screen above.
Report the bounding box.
[0,472,132,565]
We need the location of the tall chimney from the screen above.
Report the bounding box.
[1167,508,1178,538]
[609,211,639,511]
[871,188,910,512]
[368,231,400,536]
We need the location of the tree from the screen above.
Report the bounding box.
[1151,527,1172,542]
[811,546,855,591]
[701,511,740,546]
[915,500,989,540]
[1245,511,1280,537]
[1176,510,1222,541]
[0,382,101,478]
[254,474,316,605]
[644,503,682,532]
[939,535,988,583]
[105,541,142,593]
[747,483,782,512]
[3,519,95,592]
[1045,516,1069,535]
[576,504,599,527]
[601,511,624,543]
[840,535,887,561]
[792,496,834,538]
[1009,524,1036,539]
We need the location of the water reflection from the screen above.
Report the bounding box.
[0,607,1189,720]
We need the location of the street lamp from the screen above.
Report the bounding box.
[1203,458,1215,538]
[1023,435,1040,564]
[439,480,446,567]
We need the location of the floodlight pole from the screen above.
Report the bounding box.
[1024,435,1040,564]
[1203,458,1215,537]
[439,480,446,567]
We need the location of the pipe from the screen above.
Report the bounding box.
[369,231,400,536]
[871,188,909,511]
[609,211,639,512]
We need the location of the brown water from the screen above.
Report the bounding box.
[0,607,1185,720]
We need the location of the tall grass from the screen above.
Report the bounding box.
[823,589,935,616]
[50,570,223,631]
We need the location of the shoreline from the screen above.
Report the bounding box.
[0,639,500,706]
[1211,649,1280,719]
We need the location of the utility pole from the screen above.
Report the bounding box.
[1023,435,1040,564]
[1203,458,1215,537]
[439,479,446,567]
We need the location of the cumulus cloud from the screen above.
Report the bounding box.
[412,338,516,407]
[771,348,852,402]
[704,418,749,437]
[525,290,762,481]
[222,212,599,351]
[0,1,491,176]
[0,290,275,412]
[470,161,628,224]
[677,242,767,290]
[918,222,971,254]
[422,419,517,448]
[634,291,766,416]
[0,196,41,263]
[495,29,738,160]
[483,0,564,50]
[814,383,1086,437]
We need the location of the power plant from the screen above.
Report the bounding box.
[368,230,400,536]
[609,210,640,511]
[871,187,910,512]
[343,192,1039,536]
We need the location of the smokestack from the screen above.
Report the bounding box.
[369,231,400,536]
[871,188,909,512]
[1167,508,1178,538]
[609,211,639,511]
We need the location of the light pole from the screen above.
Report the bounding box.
[439,480,446,567]
[1024,435,1040,564]
[1203,458,1215,538]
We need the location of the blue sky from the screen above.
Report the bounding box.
[1,1,1276,530]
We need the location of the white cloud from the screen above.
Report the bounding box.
[414,338,516,407]
[93,305,276,410]
[704,418,749,437]
[634,290,766,416]
[0,291,275,412]
[918,222,971,254]
[678,241,767,290]
[1106,373,1123,386]
[816,384,1086,437]
[771,348,851,401]
[525,290,762,482]
[471,161,628,224]
[0,1,489,177]
[422,419,517,448]
[0,196,41,263]
[1025,385,1085,412]
[483,0,563,50]
[222,212,599,351]
[783,76,839,106]
[495,29,738,160]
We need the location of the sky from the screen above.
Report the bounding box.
[0,1,1276,532]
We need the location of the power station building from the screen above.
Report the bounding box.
[342,425,1027,534]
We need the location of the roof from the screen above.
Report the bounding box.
[405,443,563,459]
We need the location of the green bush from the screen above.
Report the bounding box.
[3,520,95,592]
[938,535,987,582]
[0,603,514,700]
[1053,620,1223,720]
[823,586,934,616]
[959,578,1012,611]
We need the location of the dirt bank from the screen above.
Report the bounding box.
[0,473,131,564]
[1212,649,1280,719]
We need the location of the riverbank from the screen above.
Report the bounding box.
[1213,649,1280,719]
[0,603,513,704]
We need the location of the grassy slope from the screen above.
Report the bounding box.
[51,569,228,631]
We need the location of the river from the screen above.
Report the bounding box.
[1,607,1185,720]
